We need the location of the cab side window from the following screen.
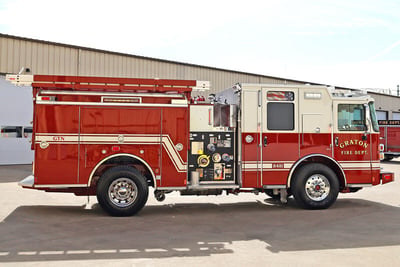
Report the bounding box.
[267,102,294,130]
[338,104,366,131]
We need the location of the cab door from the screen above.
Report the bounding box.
[260,88,299,187]
[333,101,372,185]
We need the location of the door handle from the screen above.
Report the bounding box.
[263,136,268,146]
[335,137,339,147]
[362,132,368,141]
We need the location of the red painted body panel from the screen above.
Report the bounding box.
[333,132,380,185]
[34,104,190,187]
[242,132,331,187]
[380,126,400,153]
[242,131,381,187]
[34,105,80,185]
[261,133,299,186]
[241,133,260,188]
[79,107,162,186]
[32,76,194,189]
[300,133,332,157]
[159,107,188,187]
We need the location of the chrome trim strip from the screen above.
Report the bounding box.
[188,184,239,190]
[18,175,89,189]
[77,107,81,183]
[263,185,286,189]
[41,90,185,98]
[156,187,187,190]
[36,100,188,107]
[35,184,88,188]
[348,184,373,187]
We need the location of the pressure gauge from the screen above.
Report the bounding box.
[212,153,221,163]
[222,153,231,162]
[207,143,216,152]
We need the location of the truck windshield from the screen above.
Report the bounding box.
[369,102,379,132]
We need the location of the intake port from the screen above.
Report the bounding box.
[197,155,210,167]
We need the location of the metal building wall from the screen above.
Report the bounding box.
[1,33,399,106]
[368,92,400,120]
[1,34,302,94]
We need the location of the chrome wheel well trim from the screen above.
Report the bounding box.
[87,153,157,189]
[287,154,346,188]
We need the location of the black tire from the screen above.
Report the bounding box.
[96,166,149,216]
[291,163,339,209]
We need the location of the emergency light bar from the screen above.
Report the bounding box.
[5,74,33,86]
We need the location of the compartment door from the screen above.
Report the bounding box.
[79,107,162,186]
[241,89,262,188]
[34,105,80,185]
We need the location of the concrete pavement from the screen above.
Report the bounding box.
[0,162,399,266]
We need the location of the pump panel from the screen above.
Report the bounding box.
[188,132,235,184]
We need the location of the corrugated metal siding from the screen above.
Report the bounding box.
[0,34,322,93]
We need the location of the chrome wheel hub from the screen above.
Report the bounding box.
[305,174,330,201]
[108,178,138,207]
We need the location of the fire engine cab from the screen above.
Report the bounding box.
[7,74,394,216]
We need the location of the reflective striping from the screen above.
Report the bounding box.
[243,161,295,171]
[243,160,379,172]
[162,135,187,172]
[339,161,380,170]
[35,133,379,174]
[35,133,187,172]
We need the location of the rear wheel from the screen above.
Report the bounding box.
[291,163,339,209]
[96,166,149,216]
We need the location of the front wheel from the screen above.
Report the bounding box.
[96,166,149,216]
[291,163,339,209]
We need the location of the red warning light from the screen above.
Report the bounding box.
[111,146,120,152]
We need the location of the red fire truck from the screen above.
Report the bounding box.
[379,120,400,161]
[6,74,394,216]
